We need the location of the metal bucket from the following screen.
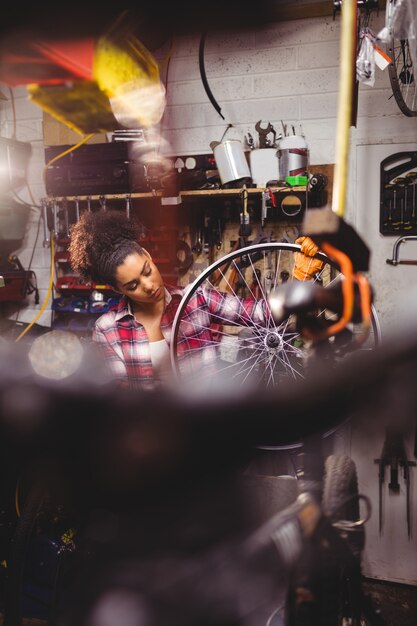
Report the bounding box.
[211,139,252,186]
[277,135,309,179]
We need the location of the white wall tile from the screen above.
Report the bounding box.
[301,92,338,119]
[255,17,341,48]
[254,67,339,98]
[298,41,340,69]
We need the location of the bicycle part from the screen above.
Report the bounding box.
[387,37,417,116]
[321,454,381,625]
[286,453,370,626]
[322,455,361,528]
[3,477,45,626]
[170,242,381,391]
[199,31,225,120]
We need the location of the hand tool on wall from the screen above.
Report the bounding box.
[406,171,417,226]
[203,211,223,265]
[239,185,251,239]
[386,235,417,266]
[261,191,268,228]
[374,426,416,537]
[62,200,70,238]
[383,183,394,228]
[190,211,203,256]
[74,199,80,223]
[125,195,131,220]
[42,199,50,248]
[403,178,411,227]
[52,200,59,240]
[380,153,417,234]
[255,120,276,148]
[99,195,107,212]
[245,132,255,150]
[392,177,406,230]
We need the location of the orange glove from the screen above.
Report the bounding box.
[293,236,324,281]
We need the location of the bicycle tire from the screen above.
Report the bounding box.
[322,454,366,625]
[387,36,417,117]
[322,454,360,523]
[286,455,364,626]
[170,242,381,391]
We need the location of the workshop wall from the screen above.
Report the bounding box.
[1,8,416,331]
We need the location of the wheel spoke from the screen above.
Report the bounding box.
[171,242,381,389]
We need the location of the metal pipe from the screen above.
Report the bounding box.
[386,235,417,265]
[332,0,357,218]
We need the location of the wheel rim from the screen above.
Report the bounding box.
[387,38,417,117]
[170,242,381,391]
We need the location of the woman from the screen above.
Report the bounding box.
[68,210,280,391]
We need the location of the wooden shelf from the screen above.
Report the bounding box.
[43,186,307,203]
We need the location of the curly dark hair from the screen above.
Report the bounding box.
[68,210,145,286]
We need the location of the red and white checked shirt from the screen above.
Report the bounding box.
[92,284,266,391]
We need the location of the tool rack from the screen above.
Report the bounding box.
[42,172,331,332]
[380,151,417,236]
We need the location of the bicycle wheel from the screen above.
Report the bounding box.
[285,455,366,626]
[170,242,381,391]
[322,454,360,524]
[321,454,368,625]
[387,36,417,117]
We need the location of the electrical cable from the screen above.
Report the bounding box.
[14,234,55,342]
[159,33,174,70]
[198,31,225,120]
[43,133,95,185]
[11,191,42,211]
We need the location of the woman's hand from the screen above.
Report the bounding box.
[293,236,324,281]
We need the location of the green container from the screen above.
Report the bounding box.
[285,175,308,187]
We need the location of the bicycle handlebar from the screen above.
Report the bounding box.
[268,273,372,332]
[0,327,415,505]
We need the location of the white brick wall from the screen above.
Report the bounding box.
[1,10,416,328]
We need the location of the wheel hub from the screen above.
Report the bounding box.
[264,331,284,351]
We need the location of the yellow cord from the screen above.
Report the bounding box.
[43,133,95,185]
[332,0,357,218]
[15,235,55,342]
[160,35,174,69]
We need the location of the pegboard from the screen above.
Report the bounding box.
[380,151,417,235]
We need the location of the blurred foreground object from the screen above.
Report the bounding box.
[28,330,84,380]
[0,11,165,133]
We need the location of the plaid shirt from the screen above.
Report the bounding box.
[92,284,266,391]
